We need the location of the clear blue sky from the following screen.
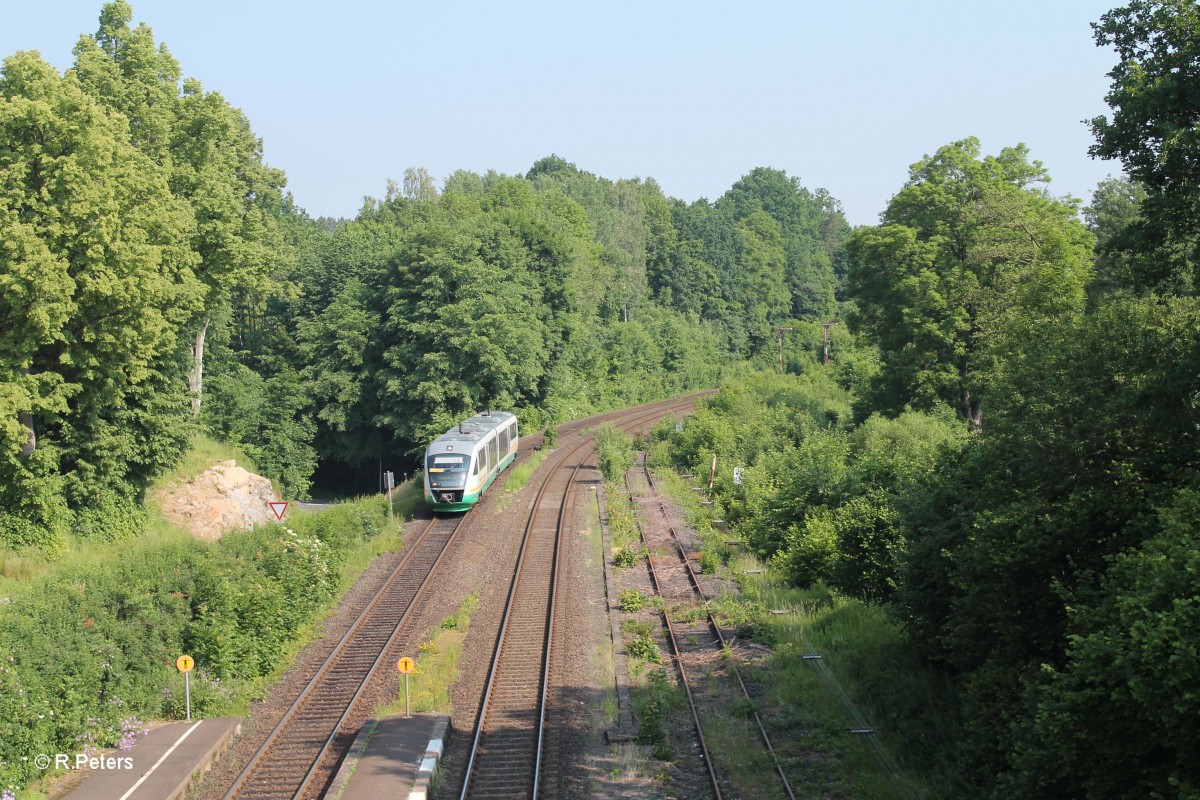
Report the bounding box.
[2,1,1123,226]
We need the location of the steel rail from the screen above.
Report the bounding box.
[222,512,465,800]
[635,477,724,800]
[220,395,706,800]
[642,462,797,800]
[460,402,694,800]
[290,514,463,798]
[459,421,599,799]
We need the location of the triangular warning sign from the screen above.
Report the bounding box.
[269,501,288,520]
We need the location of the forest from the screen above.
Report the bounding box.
[2,0,1199,797]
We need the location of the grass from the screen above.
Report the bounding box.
[1,437,427,799]
[5,433,271,580]
[702,704,795,799]
[0,548,47,582]
[494,450,550,509]
[645,465,733,569]
[649,463,960,799]
[604,481,641,565]
[584,490,620,729]
[156,433,260,488]
[4,436,417,721]
[376,593,480,717]
[0,447,231,582]
[748,580,961,797]
[184,494,413,722]
[630,667,681,761]
[387,477,425,524]
[0,515,201,587]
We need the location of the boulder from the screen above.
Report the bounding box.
[154,460,281,541]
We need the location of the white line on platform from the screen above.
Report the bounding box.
[119,720,203,800]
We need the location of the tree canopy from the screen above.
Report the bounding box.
[846,138,1094,429]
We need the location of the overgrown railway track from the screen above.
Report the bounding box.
[632,456,797,800]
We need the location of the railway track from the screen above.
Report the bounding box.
[458,401,697,800]
[213,395,703,800]
[221,513,464,800]
[633,456,797,800]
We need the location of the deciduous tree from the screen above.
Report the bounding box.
[1090,0,1200,294]
[847,138,1093,429]
[0,51,200,543]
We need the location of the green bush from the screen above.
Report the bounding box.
[612,547,638,568]
[772,511,838,588]
[625,629,663,664]
[619,589,647,612]
[71,493,148,541]
[160,670,235,720]
[593,423,634,482]
[0,495,390,791]
[0,448,71,550]
[634,668,679,759]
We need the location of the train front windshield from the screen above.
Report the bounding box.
[427,453,469,489]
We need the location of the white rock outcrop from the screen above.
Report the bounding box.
[154,460,281,541]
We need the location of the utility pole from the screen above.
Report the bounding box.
[821,321,840,364]
[777,326,795,372]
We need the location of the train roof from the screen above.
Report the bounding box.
[426,411,517,453]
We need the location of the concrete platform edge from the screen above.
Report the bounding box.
[410,716,449,800]
[325,717,380,799]
[325,715,449,800]
[170,717,241,800]
[598,483,636,742]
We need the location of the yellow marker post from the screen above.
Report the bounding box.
[176,655,195,721]
[397,657,415,718]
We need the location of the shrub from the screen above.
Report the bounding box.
[594,424,634,482]
[635,668,679,760]
[0,495,390,792]
[160,671,235,720]
[624,623,662,666]
[773,511,838,588]
[619,589,648,612]
[613,547,638,568]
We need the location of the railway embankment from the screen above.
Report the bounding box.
[0,451,404,798]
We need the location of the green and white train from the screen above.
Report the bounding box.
[423,411,519,512]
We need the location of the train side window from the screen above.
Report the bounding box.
[473,455,480,475]
[499,429,509,452]
[490,436,499,465]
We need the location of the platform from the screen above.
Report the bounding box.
[60,716,240,800]
[326,713,450,800]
